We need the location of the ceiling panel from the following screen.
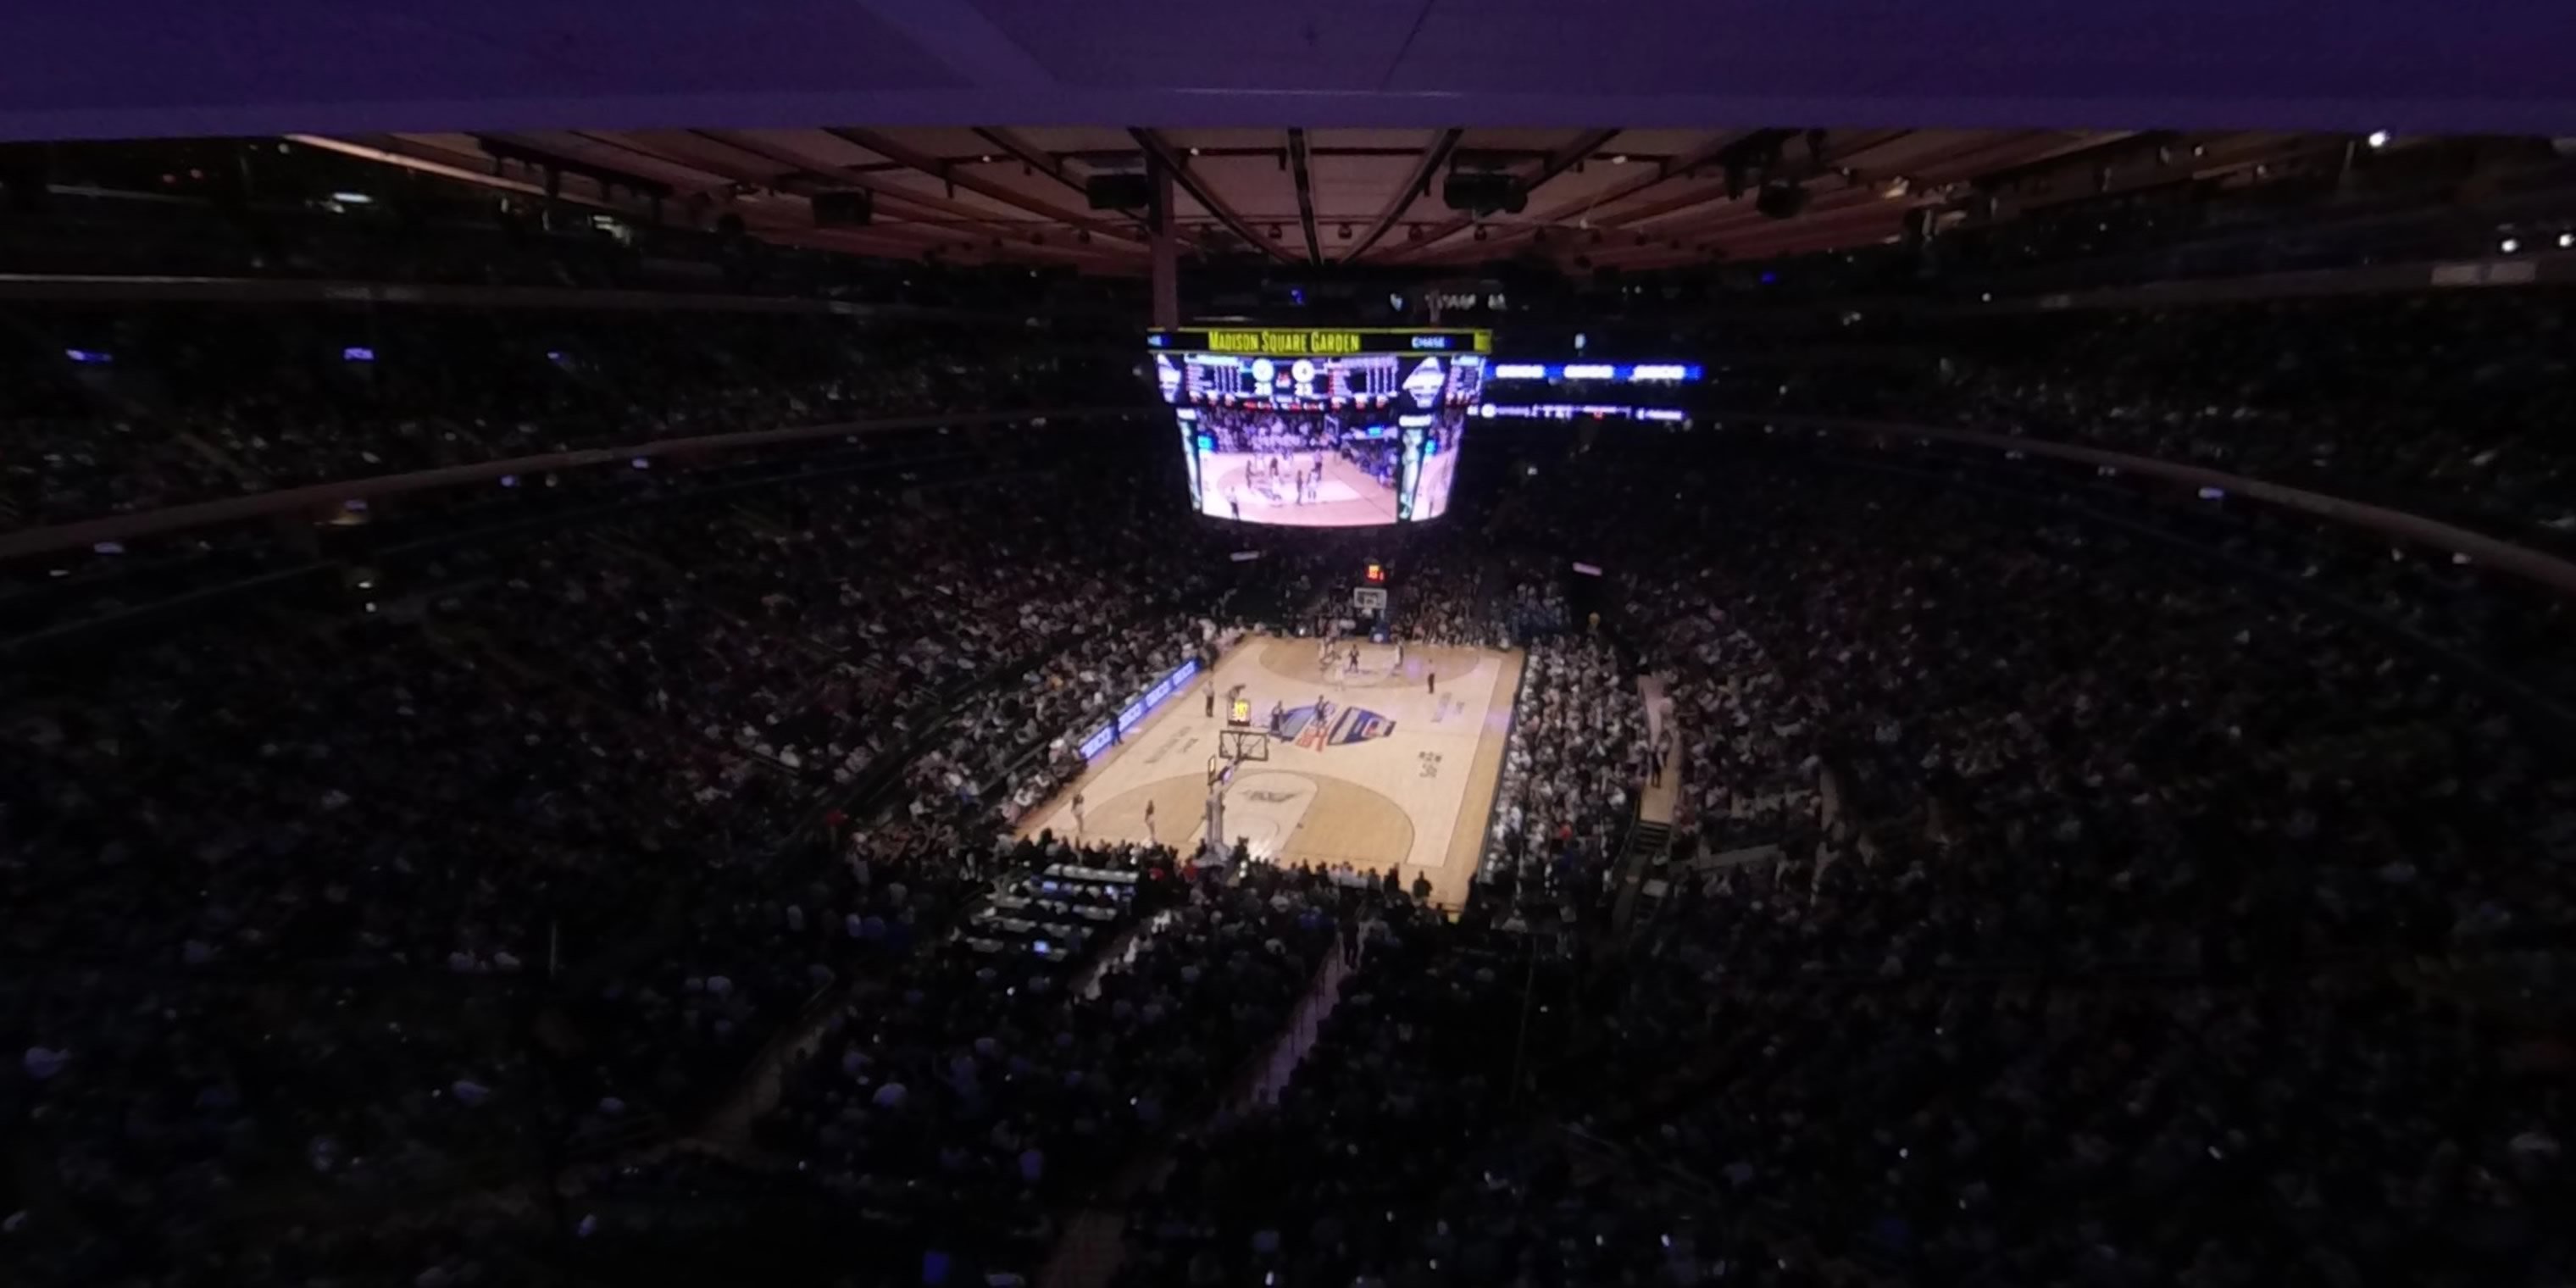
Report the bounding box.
[858,171,1048,222]
[52,1,2533,273]
[1308,128,1444,151]
[719,129,889,171]
[1158,129,1291,152]
[862,126,1002,160]
[1013,127,1141,153]
[1454,128,1589,153]
[607,130,813,184]
[1523,162,1654,211]
[1307,153,1426,220]
[1589,130,1707,157]
[408,118,2346,272]
[1182,153,1299,222]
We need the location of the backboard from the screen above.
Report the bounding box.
[1218,729,1271,763]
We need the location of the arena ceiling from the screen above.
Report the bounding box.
[306,125,2357,273]
[9,1,2568,273]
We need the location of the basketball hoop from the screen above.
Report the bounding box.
[1217,728,1271,770]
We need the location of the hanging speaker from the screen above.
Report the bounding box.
[1754,181,1808,220]
[1441,173,1524,216]
[810,191,874,227]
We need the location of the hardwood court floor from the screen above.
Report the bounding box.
[1019,634,1524,909]
[1194,451,1403,526]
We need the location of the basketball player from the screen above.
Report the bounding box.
[1071,791,1085,839]
[1144,798,1158,845]
[1347,643,1360,674]
[1427,668,1436,696]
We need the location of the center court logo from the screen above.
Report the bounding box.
[1277,702,1326,742]
[1328,708,1398,746]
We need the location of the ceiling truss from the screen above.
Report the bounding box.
[314,125,2362,275]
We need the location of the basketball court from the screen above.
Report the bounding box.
[1196,451,1405,527]
[1019,634,1524,908]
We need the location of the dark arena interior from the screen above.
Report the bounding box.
[7,6,2576,1286]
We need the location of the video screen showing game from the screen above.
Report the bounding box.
[1151,330,1488,527]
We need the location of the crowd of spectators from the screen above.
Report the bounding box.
[1124,913,2568,1288]
[437,463,1222,1128]
[1374,415,2559,1280]
[1572,969,2568,1285]
[1936,294,2576,536]
[3,620,673,1280]
[1718,289,2576,544]
[1386,551,1569,649]
[1634,575,1825,859]
[0,421,1230,1283]
[1,304,1120,531]
[11,235,2576,1288]
[1092,425,2571,1288]
[1480,637,1647,909]
[743,841,1357,1285]
[1619,462,2573,969]
[1115,894,1557,1288]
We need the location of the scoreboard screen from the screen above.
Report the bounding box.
[1152,328,1490,528]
